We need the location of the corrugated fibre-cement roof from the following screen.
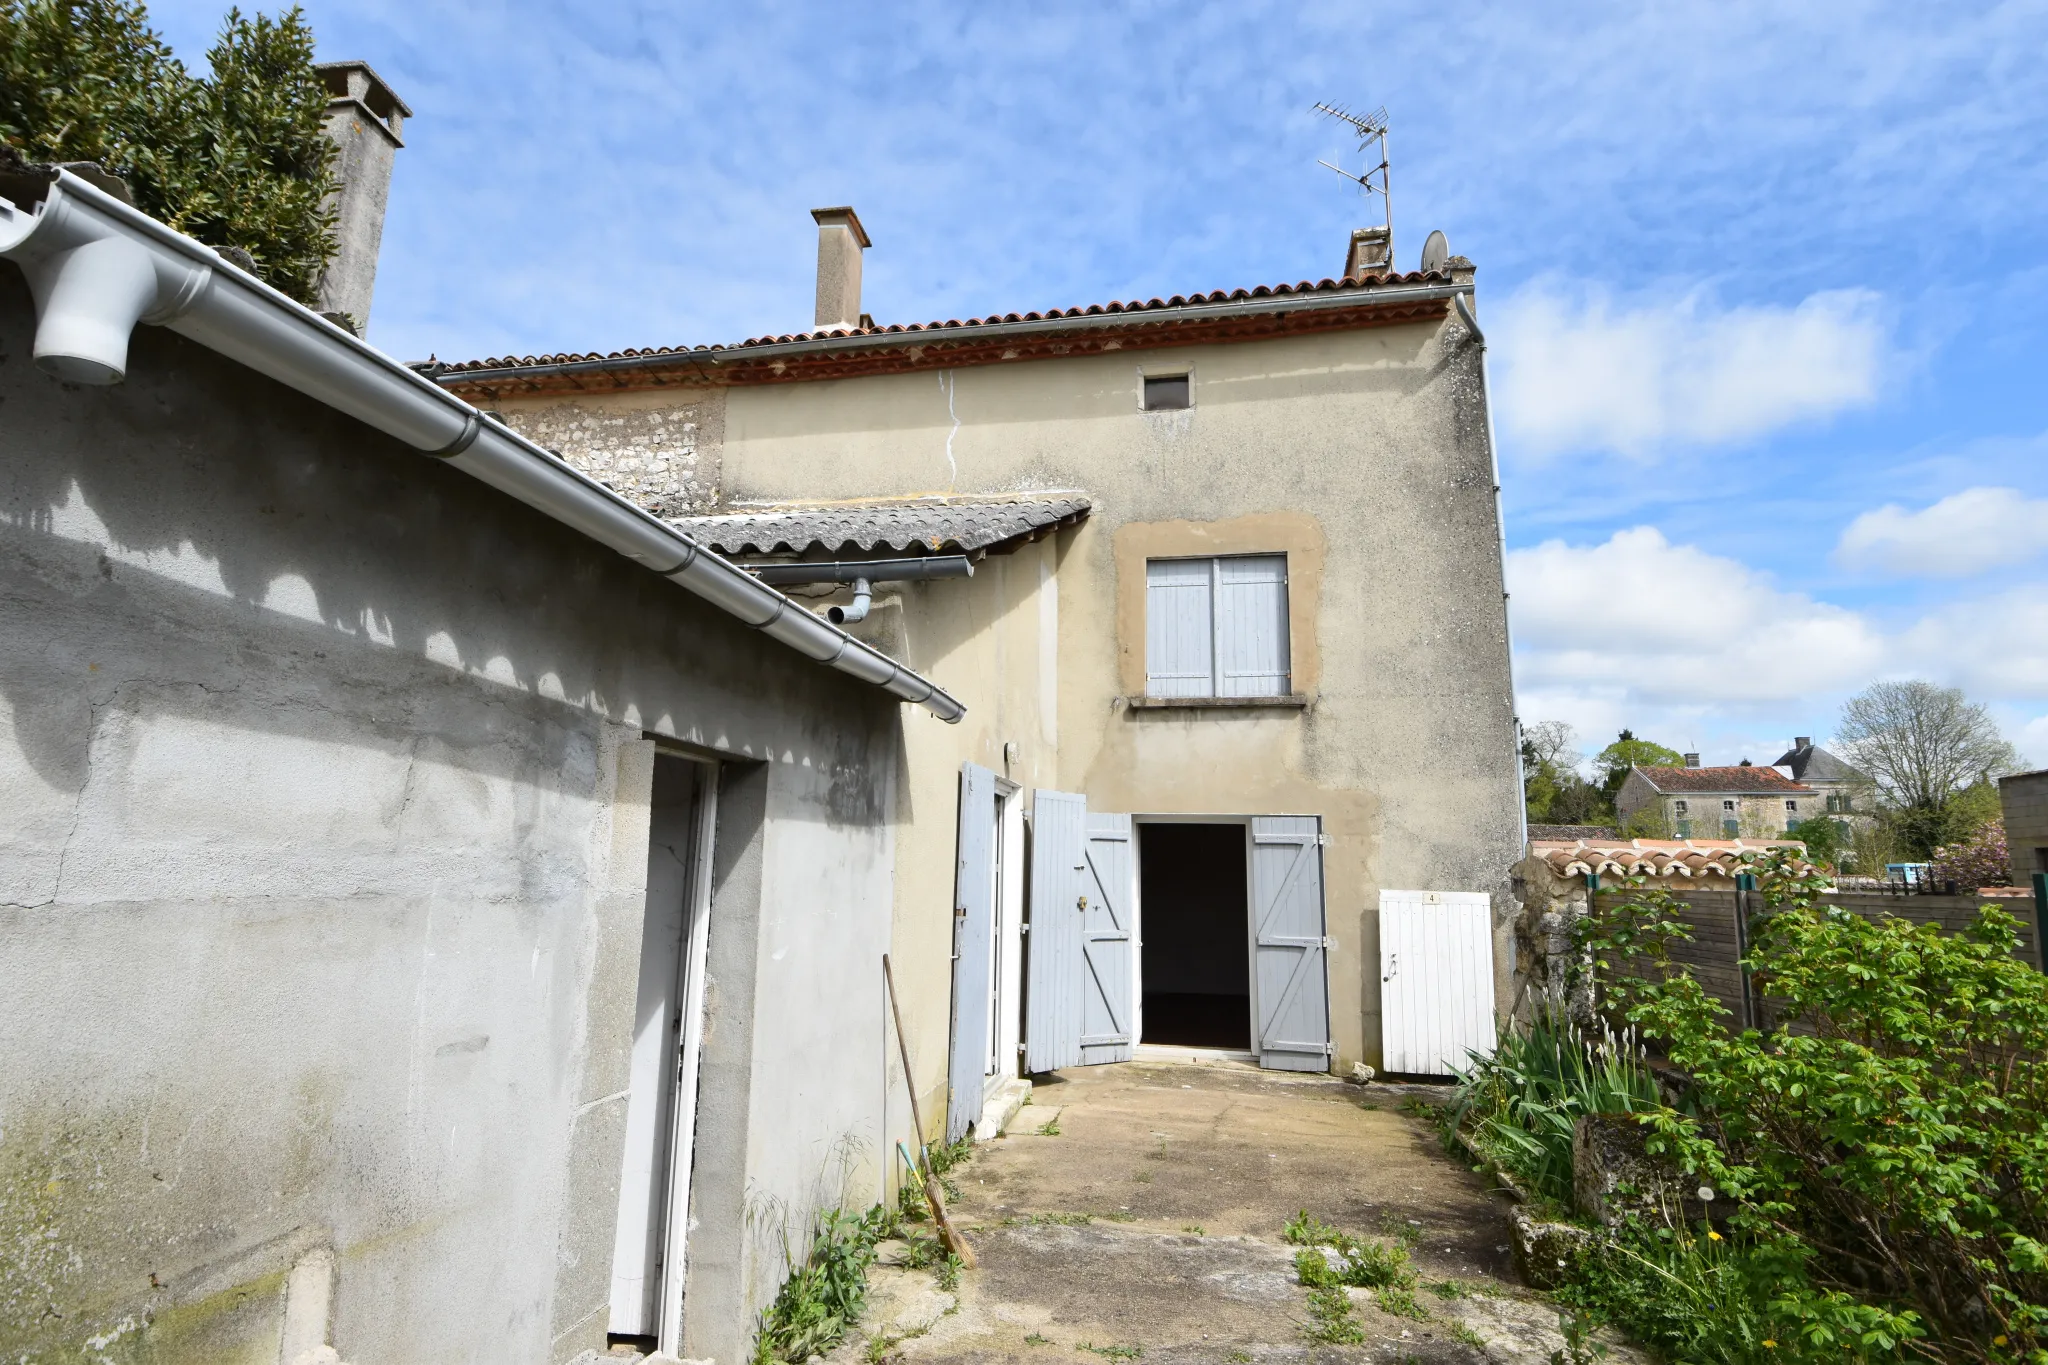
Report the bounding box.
[672,495,1090,557]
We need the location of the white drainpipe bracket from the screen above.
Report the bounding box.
[0,170,967,723]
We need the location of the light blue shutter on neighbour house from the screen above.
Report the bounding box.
[1250,816,1332,1071]
[946,762,998,1142]
[1024,789,1087,1073]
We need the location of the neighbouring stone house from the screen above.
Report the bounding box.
[1616,758,1815,839]
[1770,736,1871,831]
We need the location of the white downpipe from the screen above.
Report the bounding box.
[0,169,964,723]
[1452,290,1526,850]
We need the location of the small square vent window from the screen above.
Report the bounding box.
[1143,374,1191,411]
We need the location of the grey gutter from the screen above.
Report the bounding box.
[433,280,1472,386]
[749,555,975,586]
[0,168,965,723]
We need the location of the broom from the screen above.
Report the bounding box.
[882,953,976,1268]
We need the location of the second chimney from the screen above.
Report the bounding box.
[1683,753,1701,768]
[811,206,870,332]
[314,61,410,333]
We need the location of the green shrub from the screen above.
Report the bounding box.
[1574,850,2048,1362]
[1447,1010,1662,1207]
[753,1206,894,1365]
[0,0,337,302]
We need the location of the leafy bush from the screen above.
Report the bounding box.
[754,1206,895,1365]
[1447,1011,1662,1207]
[1932,819,2011,890]
[1577,851,2048,1362]
[0,0,337,302]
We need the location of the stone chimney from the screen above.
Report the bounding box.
[1683,753,1701,768]
[1344,225,1391,280]
[1794,736,1812,750]
[811,206,870,332]
[314,61,410,333]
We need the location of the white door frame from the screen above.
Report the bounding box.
[988,780,1025,1095]
[655,760,718,1353]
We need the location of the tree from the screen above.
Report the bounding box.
[1837,680,2018,810]
[0,0,336,302]
[1594,729,1684,804]
[1788,814,1847,869]
[1522,720,1614,827]
[1837,681,2018,858]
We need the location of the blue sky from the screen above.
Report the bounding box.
[153,0,2048,768]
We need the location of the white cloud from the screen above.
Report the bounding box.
[1835,486,2048,578]
[1509,527,1886,706]
[1492,284,1891,460]
[1509,527,2048,762]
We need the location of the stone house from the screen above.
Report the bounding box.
[1615,759,1815,839]
[435,201,1526,1132]
[1769,736,1871,831]
[1,62,1523,1363]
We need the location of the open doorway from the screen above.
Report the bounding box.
[1137,822,1250,1050]
[608,752,716,1355]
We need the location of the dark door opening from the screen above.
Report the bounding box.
[1138,823,1250,1049]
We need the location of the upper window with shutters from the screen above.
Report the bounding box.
[1144,554,1291,699]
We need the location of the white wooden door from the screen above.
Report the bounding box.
[1024,790,1086,1072]
[610,757,715,1348]
[946,763,999,1142]
[1378,890,1496,1076]
[1250,816,1332,1071]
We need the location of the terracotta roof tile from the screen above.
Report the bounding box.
[1529,838,1815,880]
[672,495,1089,557]
[430,270,1453,376]
[1634,765,1810,794]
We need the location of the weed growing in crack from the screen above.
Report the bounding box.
[1295,1250,1367,1344]
[1132,1169,1154,1183]
[1076,1344,1142,1359]
[1036,1117,1062,1136]
[1448,1322,1488,1349]
[1427,1278,1469,1300]
[1226,1352,1253,1364]
[1024,1333,1052,1347]
[1003,1211,1093,1227]
[1182,1224,1206,1237]
[1376,1283,1427,1319]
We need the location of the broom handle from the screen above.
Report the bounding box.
[882,954,930,1161]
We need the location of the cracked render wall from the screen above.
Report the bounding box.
[0,273,897,1364]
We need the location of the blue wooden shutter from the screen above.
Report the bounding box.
[1079,814,1136,1064]
[1251,816,1331,1071]
[1145,559,1214,697]
[1216,555,1290,697]
[946,762,998,1141]
[1024,789,1087,1073]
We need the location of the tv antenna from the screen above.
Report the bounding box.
[1312,102,1392,269]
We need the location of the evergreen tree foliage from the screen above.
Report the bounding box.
[0,0,336,302]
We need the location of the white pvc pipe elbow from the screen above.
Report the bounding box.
[0,188,211,384]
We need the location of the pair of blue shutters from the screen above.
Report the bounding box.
[946,767,1332,1139]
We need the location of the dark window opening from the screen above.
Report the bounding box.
[1143,374,1191,411]
[1138,823,1249,1049]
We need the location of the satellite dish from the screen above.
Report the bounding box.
[1419,229,1450,273]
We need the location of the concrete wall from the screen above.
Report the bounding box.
[487,310,1524,1073]
[0,276,902,1363]
[2001,771,2048,880]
